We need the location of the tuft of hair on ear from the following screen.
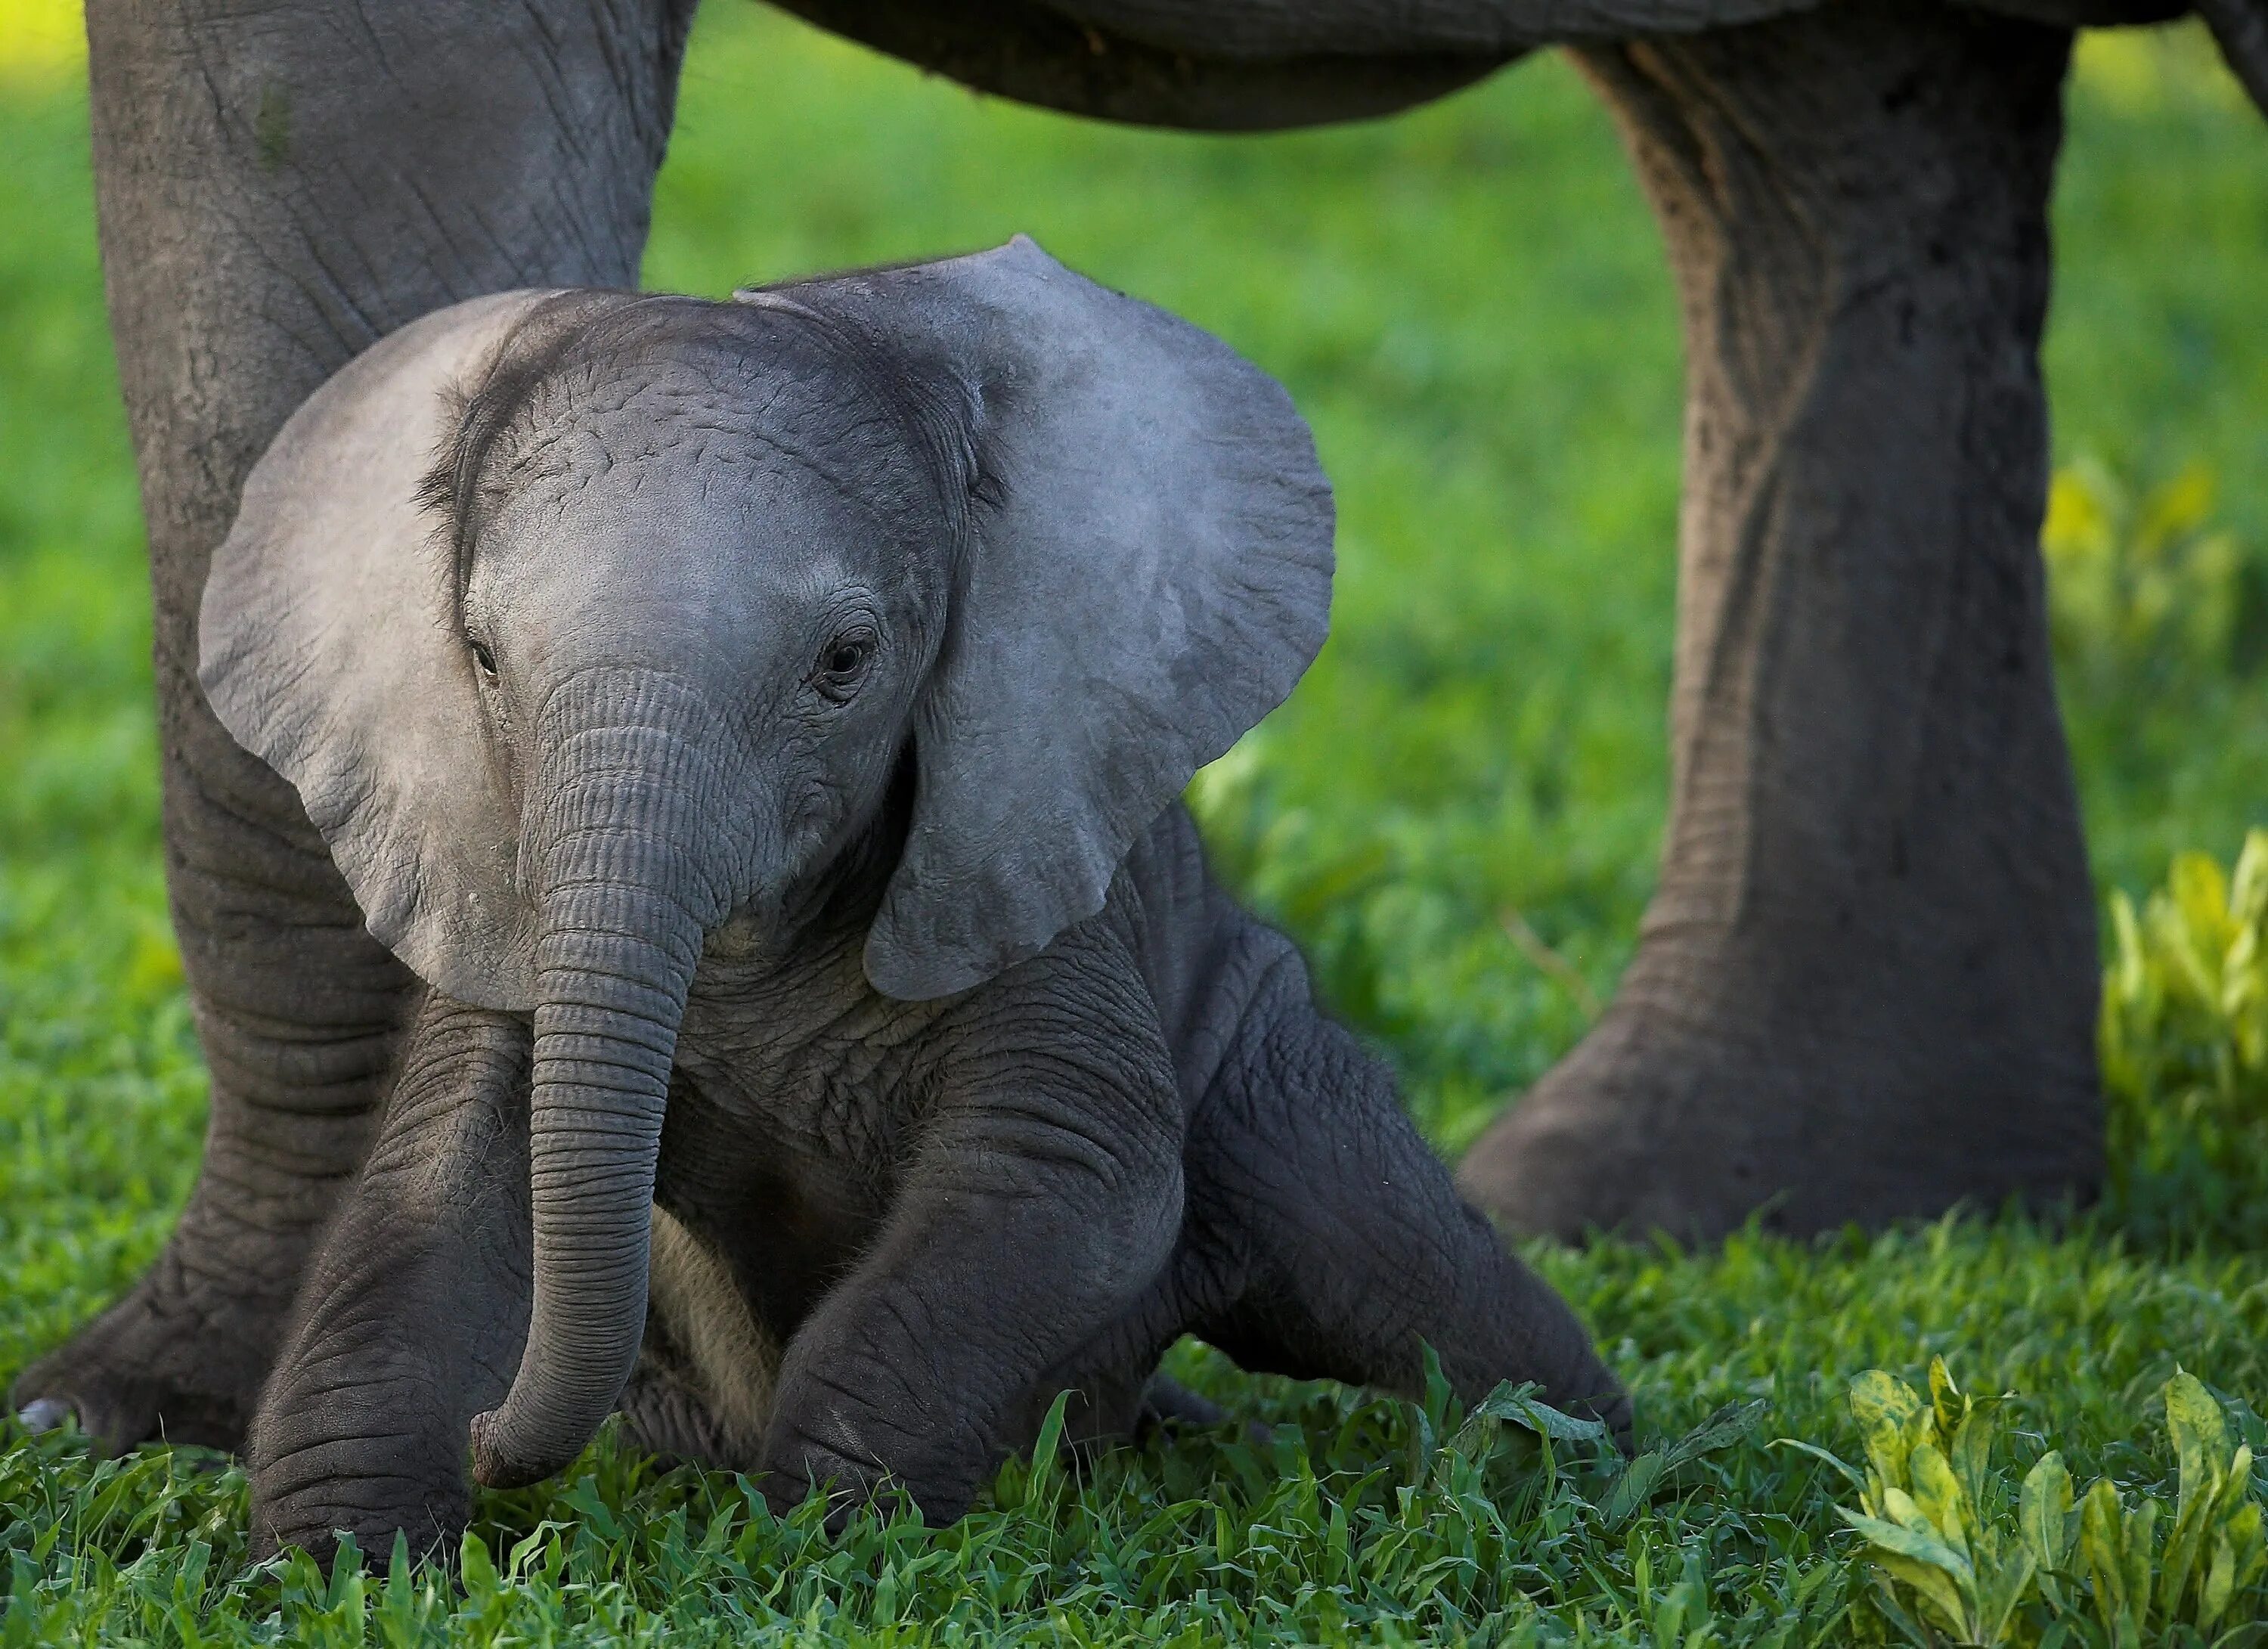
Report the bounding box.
[407,375,482,642]
[412,377,476,549]
[896,361,990,547]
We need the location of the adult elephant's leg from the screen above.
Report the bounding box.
[1458,3,2102,1241]
[10,0,696,1452]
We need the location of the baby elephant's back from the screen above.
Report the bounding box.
[1112,802,1312,1113]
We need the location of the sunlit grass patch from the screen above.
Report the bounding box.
[0,0,79,85]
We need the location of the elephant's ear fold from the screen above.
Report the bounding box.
[757,237,1334,1000]
[197,291,559,1011]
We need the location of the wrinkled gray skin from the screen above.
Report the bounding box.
[190,250,1626,1559]
[17,0,2268,1467]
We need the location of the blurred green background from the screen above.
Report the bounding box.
[14,6,2261,1170]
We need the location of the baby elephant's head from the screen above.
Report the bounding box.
[198,237,1333,1491]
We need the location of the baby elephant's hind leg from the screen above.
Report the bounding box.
[1188,960,1629,1442]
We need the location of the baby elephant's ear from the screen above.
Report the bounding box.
[197,291,558,1011]
[761,237,1335,1000]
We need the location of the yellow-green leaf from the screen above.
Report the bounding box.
[1908,1443,1971,1558]
[1866,1550,1973,1640]
[2201,1535,2238,1633]
[1949,1406,1997,1524]
[1975,1545,2039,1644]
[1851,1371,1928,1492]
[2081,1478,2136,1634]
[2126,1496,2158,1626]
[1841,1508,1976,1595]
[2216,1443,2254,1523]
[1927,1358,1964,1439]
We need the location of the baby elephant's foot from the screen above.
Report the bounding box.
[1135,1372,1225,1436]
[251,1443,469,1570]
[760,1421,919,1528]
[761,1358,1220,1526]
[759,1371,1116,1527]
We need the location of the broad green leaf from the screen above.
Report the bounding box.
[2163,1495,2214,1623]
[1470,1380,1614,1447]
[2023,1451,2077,1571]
[2220,1497,2266,1610]
[1950,1404,1997,1520]
[1882,1483,1932,1537]
[1865,1569,1938,1649]
[2159,1375,2232,1627]
[1839,1508,1977,1595]
[2128,1496,2161,1626]
[1437,1407,1504,1481]
[1867,1549,1972,1639]
[1660,1402,1765,1471]
[2167,1371,2231,1511]
[2222,1496,2264,1558]
[1599,1451,1666,1532]
[458,1530,500,1604]
[1975,1545,2040,1644]
[2081,1478,2135,1636]
[1928,1358,1964,1440]
[2217,1444,2256,1523]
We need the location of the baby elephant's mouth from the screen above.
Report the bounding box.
[700,905,773,962]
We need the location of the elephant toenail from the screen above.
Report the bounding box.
[17,1398,75,1434]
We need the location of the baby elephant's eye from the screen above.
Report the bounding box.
[810,627,878,703]
[469,637,497,678]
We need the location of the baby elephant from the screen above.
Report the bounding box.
[200,237,1627,1561]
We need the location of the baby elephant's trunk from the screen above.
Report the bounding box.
[469,684,729,1489]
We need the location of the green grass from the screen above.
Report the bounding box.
[5,8,2268,1642]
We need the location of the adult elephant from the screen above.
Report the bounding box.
[14,0,2262,1455]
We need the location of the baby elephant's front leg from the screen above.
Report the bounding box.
[246,993,533,1564]
[763,1028,1184,1524]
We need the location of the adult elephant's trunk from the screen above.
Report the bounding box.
[469,690,728,1489]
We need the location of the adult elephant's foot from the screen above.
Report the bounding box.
[1457,935,2102,1242]
[11,893,406,1457]
[11,1244,295,1454]
[1460,3,2106,1242]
